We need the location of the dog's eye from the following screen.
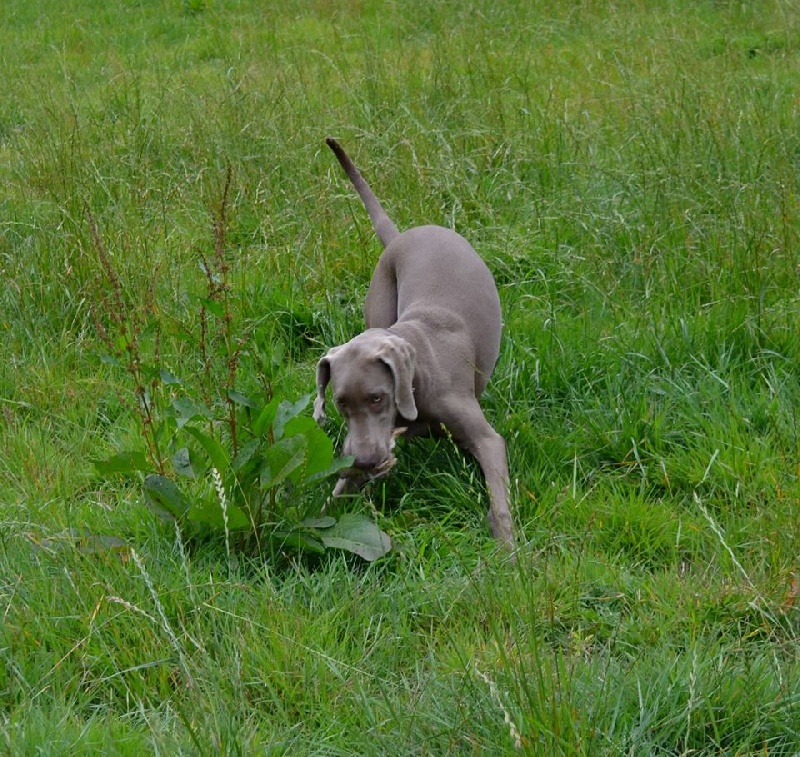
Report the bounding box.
[369,394,383,406]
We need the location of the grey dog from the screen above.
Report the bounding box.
[314,138,515,550]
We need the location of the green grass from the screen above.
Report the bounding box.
[2,0,800,753]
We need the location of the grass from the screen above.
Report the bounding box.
[2,0,800,753]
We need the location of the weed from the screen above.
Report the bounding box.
[87,172,389,564]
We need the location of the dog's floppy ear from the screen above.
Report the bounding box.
[313,346,342,424]
[377,336,417,421]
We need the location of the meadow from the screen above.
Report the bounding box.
[1,0,799,753]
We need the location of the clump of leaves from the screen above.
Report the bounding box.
[136,392,390,561]
[86,172,390,563]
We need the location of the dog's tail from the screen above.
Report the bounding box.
[326,137,400,248]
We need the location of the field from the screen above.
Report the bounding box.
[2,0,800,753]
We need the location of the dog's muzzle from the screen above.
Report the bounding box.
[333,455,396,495]
[346,454,397,481]
[332,428,405,496]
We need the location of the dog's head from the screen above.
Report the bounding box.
[314,330,416,488]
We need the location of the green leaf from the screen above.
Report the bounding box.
[143,474,192,521]
[319,513,391,561]
[231,438,261,472]
[99,354,123,369]
[183,425,230,473]
[155,416,178,448]
[172,396,213,428]
[160,369,182,385]
[197,296,225,318]
[261,434,307,487]
[115,333,130,354]
[273,528,326,555]
[94,450,151,476]
[304,455,355,484]
[273,394,311,440]
[296,425,334,479]
[252,396,280,438]
[139,362,162,385]
[172,447,202,478]
[300,515,336,529]
[283,415,318,437]
[187,496,249,531]
[228,390,259,409]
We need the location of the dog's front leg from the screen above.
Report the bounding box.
[442,400,516,550]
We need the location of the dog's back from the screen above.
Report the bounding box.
[377,225,502,388]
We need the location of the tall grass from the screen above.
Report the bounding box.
[2,0,799,753]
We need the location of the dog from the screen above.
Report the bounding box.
[314,138,515,549]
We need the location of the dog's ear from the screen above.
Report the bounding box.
[313,346,341,424]
[378,336,417,421]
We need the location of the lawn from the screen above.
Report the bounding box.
[1,0,799,753]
